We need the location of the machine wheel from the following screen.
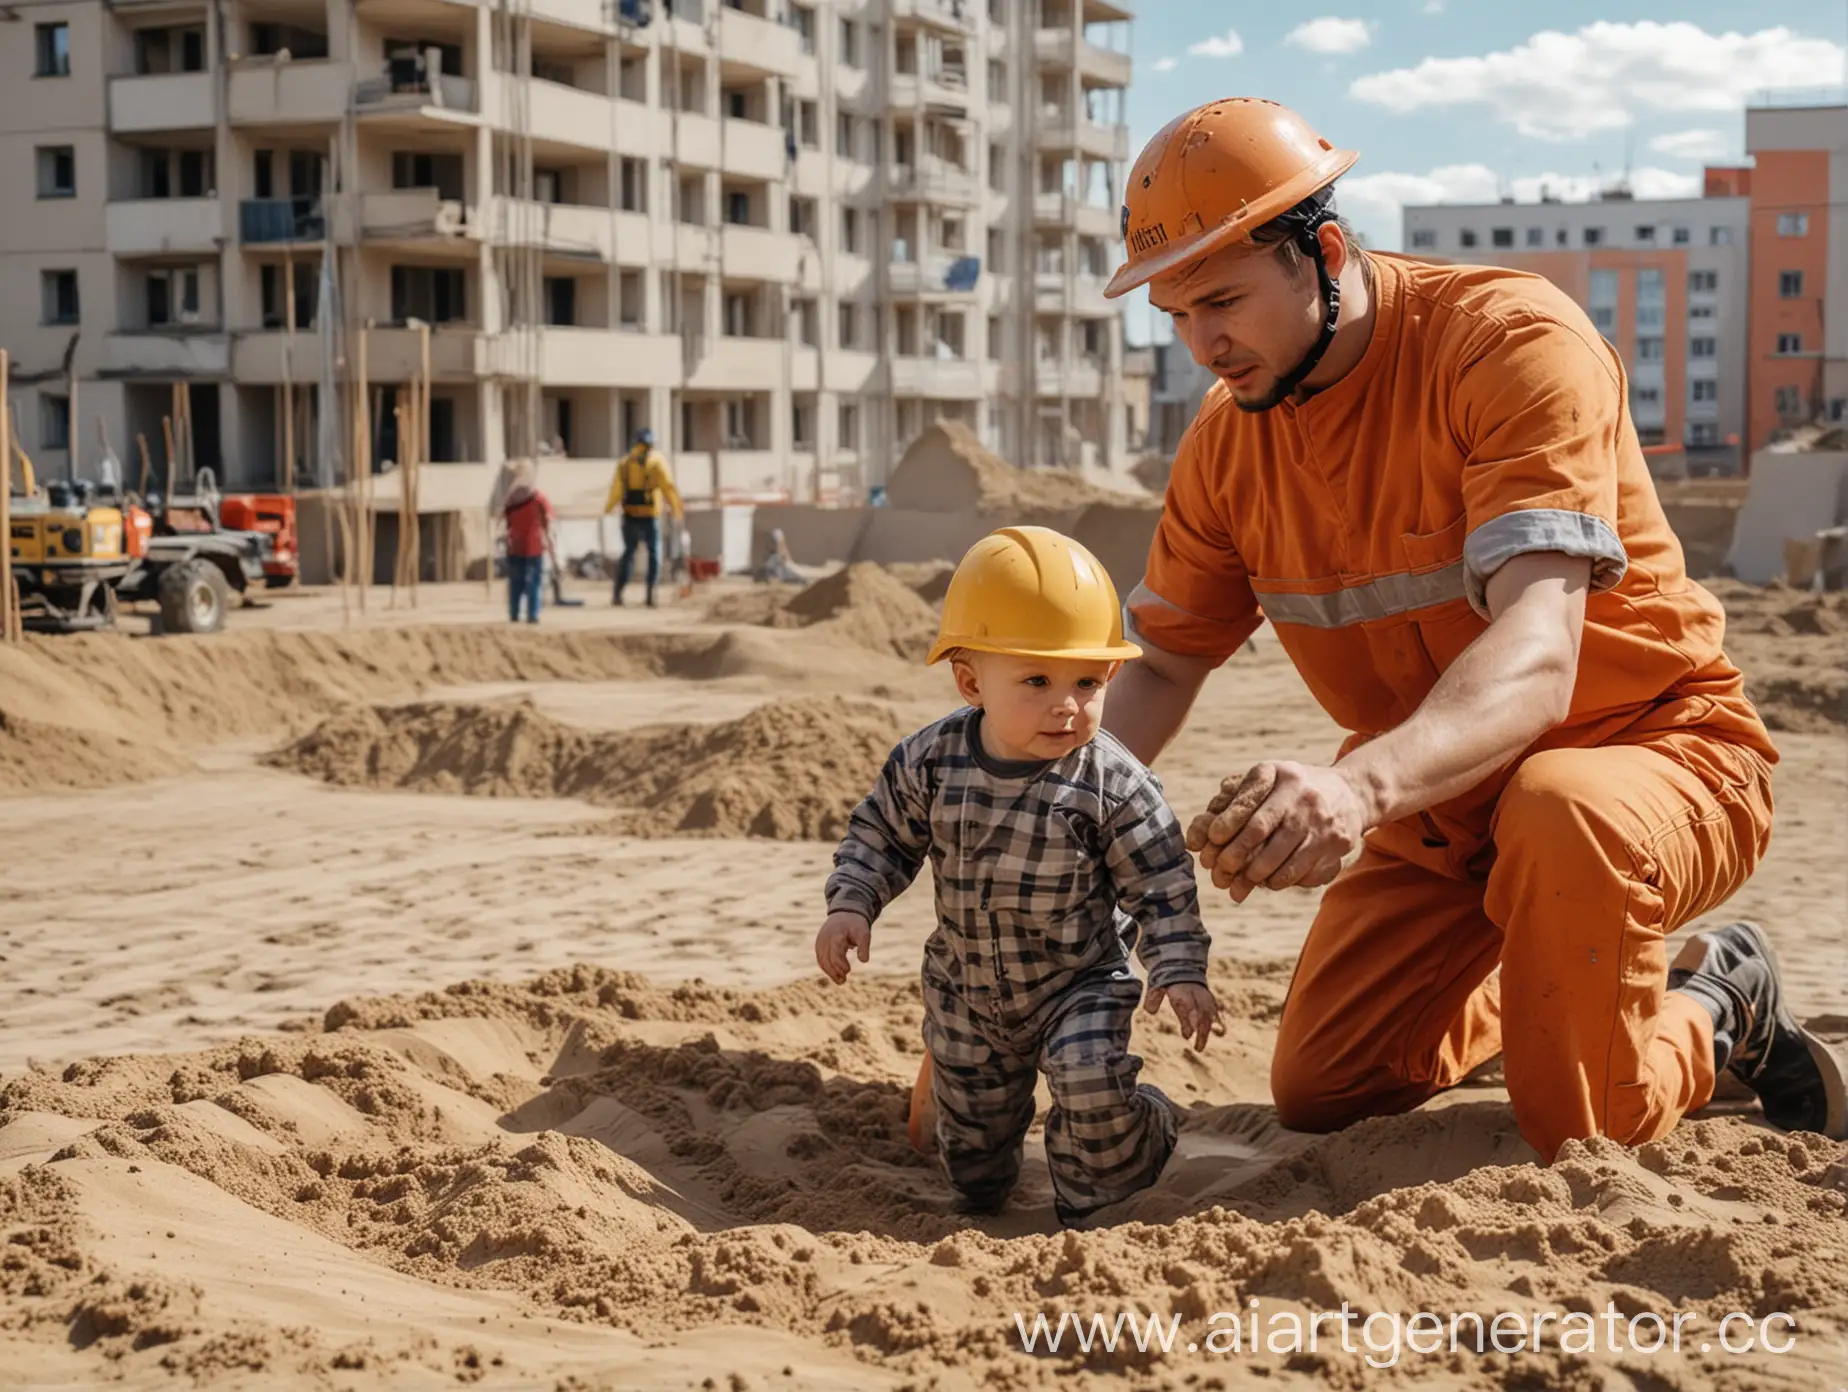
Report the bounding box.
[86,581,119,630]
[157,558,231,635]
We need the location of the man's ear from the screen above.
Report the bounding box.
[951,658,982,707]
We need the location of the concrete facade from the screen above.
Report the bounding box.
[2,0,1136,504]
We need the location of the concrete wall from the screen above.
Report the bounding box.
[1727,448,1848,582]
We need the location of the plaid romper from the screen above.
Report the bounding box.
[826,707,1211,1222]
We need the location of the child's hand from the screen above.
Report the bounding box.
[816,911,872,984]
[1144,981,1220,1051]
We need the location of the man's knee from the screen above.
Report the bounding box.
[1495,751,1619,876]
[1270,1052,1370,1133]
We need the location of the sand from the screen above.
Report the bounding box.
[885,420,1151,514]
[704,562,945,662]
[2,576,1845,1389]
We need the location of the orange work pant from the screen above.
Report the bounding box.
[1270,736,1774,1162]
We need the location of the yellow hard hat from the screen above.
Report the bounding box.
[927,526,1142,665]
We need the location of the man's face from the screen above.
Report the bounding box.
[1150,243,1324,412]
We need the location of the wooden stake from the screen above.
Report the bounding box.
[354,323,370,613]
[415,320,430,605]
[390,390,407,605]
[1,349,14,644]
[136,433,152,498]
[162,414,177,502]
[283,248,297,494]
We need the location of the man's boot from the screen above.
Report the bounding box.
[1670,922,1847,1138]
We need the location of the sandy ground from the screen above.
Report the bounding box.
[2,575,1846,1390]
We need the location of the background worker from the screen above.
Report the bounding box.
[605,428,684,607]
[500,459,553,625]
[1100,98,1845,1160]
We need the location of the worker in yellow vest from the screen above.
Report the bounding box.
[604,428,684,607]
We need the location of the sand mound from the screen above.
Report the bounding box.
[0,627,827,796]
[266,695,904,839]
[706,563,941,661]
[885,420,1145,514]
[5,957,1845,1388]
[1703,580,1848,730]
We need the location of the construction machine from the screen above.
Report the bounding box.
[6,446,291,635]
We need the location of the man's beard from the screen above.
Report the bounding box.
[1226,370,1293,413]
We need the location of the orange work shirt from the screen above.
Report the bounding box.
[1131,253,1776,860]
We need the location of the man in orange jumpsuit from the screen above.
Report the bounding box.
[1101,98,1846,1161]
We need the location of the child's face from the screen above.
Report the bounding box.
[952,652,1119,762]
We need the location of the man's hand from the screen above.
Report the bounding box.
[1144,981,1220,1051]
[815,910,871,984]
[1186,762,1370,903]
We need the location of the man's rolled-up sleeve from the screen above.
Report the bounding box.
[1456,317,1631,617]
[1130,416,1262,664]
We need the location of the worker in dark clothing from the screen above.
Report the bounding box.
[604,428,684,607]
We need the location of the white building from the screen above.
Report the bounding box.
[2,0,1134,505]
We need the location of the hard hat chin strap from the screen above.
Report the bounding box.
[1271,210,1343,401]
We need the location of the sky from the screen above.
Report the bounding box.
[1109,2,1848,342]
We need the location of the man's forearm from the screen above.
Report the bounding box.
[1335,607,1576,827]
[1103,659,1203,766]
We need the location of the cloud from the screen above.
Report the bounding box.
[1649,128,1730,160]
[1335,163,1700,250]
[1350,22,1845,141]
[1286,18,1373,55]
[1150,56,1178,73]
[1422,0,1444,11]
[1187,29,1244,59]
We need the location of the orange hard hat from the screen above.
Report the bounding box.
[1105,98,1359,299]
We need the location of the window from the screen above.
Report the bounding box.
[1634,225,1655,243]
[1631,387,1661,407]
[1458,229,1478,248]
[839,17,860,66]
[789,196,817,238]
[1410,228,1436,250]
[36,145,75,198]
[1776,212,1809,237]
[988,60,1006,102]
[1688,270,1717,293]
[178,149,210,197]
[1779,270,1804,298]
[841,207,860,254]
[1690,337,1716,358]
[620,158,647,212]
[1555,228,1568,246]
[838,401,859,450]
[544,277,575,326]
[35,23,70,77]
[797,101,818,149]
[1525,227,1543,247]
[793,297,818,347]
[837,301,857,349]
[146,267,200,326]
[1689,304,1715,321]
[390,265,467,323]
[1590,307,1617,336]
[1636,337,1664,361]
[1687,422,1720,447]
[260,260,317,328]
[1583,227,1603,246]
[40,395,70,451]
[790,4,815,55]
[723,398,756,447]
[1671,226,1690,245]
[987,314,1002,358]
[40,270,78,325]
[793,401,813,448]
[1491,227,1513,248]
[724,292,753,337]
[1776,333,1803,354]
[725,190,751,226]
[1775,386,1802,418]
[1588,269,1618,306]
[1637,268,1664,295]
[618,270,643,327]
[726,89,747,120]
[1710,226,1732,246]
[835,112,855,159]
[1691,379,1718,402]
[1635,305,1664,329]
[988,141,1005,192]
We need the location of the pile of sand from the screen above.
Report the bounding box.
[705,563,943,661]
[885,420,1147,514]
[266,694,904,840]
[1706,580,1848,732]
[0,627,815,796]
[4,957,1845,1388]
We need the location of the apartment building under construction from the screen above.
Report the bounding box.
[1,0,1134,506]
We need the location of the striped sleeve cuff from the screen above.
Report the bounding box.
[1462,508,1627,617]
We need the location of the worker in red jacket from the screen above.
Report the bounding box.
[501,460,554,624]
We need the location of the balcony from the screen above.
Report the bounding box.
[1036,111,1129,162]
[674,113,722,170]
[891,357,988,399]
[101,331,230,378]
[518,78,614,152]
[722,119,792,182]
[887,254,982,297]
[716,5,801,79]
[353,190,471,247]
[888,68,973,113]
[228,59,351,126]
[240,197,326,246]
[480,198,642,262]
[233,325,479,383]
[354,69,479,126]
[722,225,802,282]
[888,160,980,206]
[1036,272,1110,316]
[530,328,682,388]
[106,198,221,257]
[1032,192,1117,239]
[890,0,978,31]
[1033,29,1132,88]
[108,73,214,133]
[1030,359,1104,398]
[687,336,787,391]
